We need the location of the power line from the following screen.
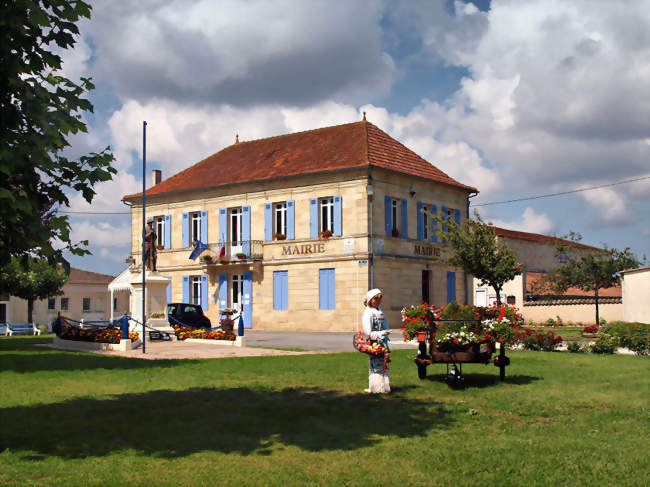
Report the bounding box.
[59,210,130,215]
[471,174,650,207]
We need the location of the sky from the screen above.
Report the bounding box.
[59,0,650,276]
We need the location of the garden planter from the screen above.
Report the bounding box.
[416,332,427,342]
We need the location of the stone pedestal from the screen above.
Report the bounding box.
[130,271,171,334]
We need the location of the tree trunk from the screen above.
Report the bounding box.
[494,287,502,307]
[27,297,34,324]
[595,287,600,327]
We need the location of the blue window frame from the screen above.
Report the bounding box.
[319,268,335,310]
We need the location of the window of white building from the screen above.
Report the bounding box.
[320,198,334,233]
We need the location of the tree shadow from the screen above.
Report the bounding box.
[1,386,453,459]
[0,338,190,373]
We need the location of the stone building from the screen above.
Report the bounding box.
[123,120,477,331]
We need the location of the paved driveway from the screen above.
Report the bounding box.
[244,330,418,352]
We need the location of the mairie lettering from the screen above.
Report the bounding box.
[414,245,440,257]
[282,243,326,256]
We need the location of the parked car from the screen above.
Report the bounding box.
[166,303,211,329]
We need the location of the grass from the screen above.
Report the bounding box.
[1,335,648,486]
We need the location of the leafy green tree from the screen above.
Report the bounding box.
[535,242,641,326]
[429,210,522,306]
[0,0,115,269]
[0,257,68,323]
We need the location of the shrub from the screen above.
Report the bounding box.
[601,321,650,355]
[590,333,618,354]
[582,324,598,333]
[567,341,585,353]
[515,329,563,351]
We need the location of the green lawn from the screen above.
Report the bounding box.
[1,336,648,487]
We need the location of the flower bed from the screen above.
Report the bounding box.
[57,321,139,344]
[172,325,236,341]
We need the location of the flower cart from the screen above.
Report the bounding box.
[404,303,518,385]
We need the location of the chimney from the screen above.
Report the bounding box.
[152,169,162,186]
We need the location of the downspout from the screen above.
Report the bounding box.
[368,171,374,289]
[466,190,480,304]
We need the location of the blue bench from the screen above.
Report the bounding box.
[5,323,41,336]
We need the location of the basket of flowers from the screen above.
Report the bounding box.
[401,302,437,340]
[319,229,333,239]
[353,332,389,356]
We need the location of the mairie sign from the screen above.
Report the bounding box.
[414,244,441,257]
[282,243,326,256]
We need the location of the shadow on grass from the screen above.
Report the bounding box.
[422,372,540,389]
[1,386,452,459]
[0,337,189,373]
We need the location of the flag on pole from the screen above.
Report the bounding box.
[189,240,209,260]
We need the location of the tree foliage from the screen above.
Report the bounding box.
[0,0,115,269]
[535,239,641,325]
[0,257,68,323]
[430,210,522,306]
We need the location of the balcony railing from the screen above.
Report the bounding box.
[198,240,263,264]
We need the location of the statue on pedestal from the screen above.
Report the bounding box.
[144,218,158,272]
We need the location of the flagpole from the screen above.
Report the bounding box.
[141,121,147,354]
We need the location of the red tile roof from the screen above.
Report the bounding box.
[492,227,600,251]
[526,272,622,298]
[68,268,115,285]
[124,121,476,200]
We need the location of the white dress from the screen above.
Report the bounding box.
[362,306,390,394]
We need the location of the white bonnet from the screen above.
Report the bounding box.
[364,288,382,303]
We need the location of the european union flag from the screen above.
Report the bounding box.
[188,240,209,260]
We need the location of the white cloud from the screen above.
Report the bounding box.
[580,187,631,226]
[71,221,131,248]
[68,171,139,213]
[98,247,130,263]
[488,207,555,235]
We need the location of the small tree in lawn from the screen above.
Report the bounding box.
[429,210,522,306]
[0,257,68,323]
[534,239,641,326]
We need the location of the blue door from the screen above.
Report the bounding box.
[243,272,253,328]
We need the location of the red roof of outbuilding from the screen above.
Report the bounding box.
[124,121,476,200]
[492,227,600,251]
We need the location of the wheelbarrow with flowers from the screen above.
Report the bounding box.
[403,303,518,385]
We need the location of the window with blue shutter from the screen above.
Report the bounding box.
[417,202,424,241]
[242,272,252,328]
[319,268,335,310]
[431,204,438,242]
[218,273,228,313]
[242,205,251,255]
[333,195,342,236]
[454,209,461,227]
[201,275,209,310]
[264,203,273,241]
[164,215,171,249]
[401,198,408,239]
[273,271,288,310]
[287,200,295,240]
[447,271,456,304]
[182,275,190,303]
[182,213,189,248]
[166,281,171,302]
[384,195,392,236]
[309,199,318,239]
[200,210,208,243]
[219,208,227,246]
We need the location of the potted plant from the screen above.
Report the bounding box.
[236,252,247,260]
[274,233,286,240]
[218,256,229,264]
[201,254,213,263]
[391,228,400,237]
[401,303,436,340]
[156,244,164,250]
[320,229,333,239]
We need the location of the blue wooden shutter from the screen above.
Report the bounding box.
[333,195,342,237]
[219,208,227,246]
[166,282,171,302]
[431,204,438,242]
[218,273,228,312]
[454,208,461,227]
[401,198,408,239]
[441,205,448,243]
[242,205,251,255]
[274,271,288,310]
[287,200,295,240]
[264,203,272,241]
[242,271,252,328]
[164,214,171,249]
[182,212,189,248]
[384,196,392,236]
[417,202,424,241]
[447,271,456,304]
[200,210,208,243]
[309,198,318,238]
[319,269,335,309]
[182,275,190,303]
[201,274,209,310]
